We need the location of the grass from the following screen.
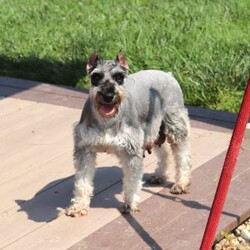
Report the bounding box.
[0,0,249,112]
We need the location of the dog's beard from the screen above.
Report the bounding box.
[91,88,124,118]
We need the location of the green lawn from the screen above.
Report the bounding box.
[0,0,249,112]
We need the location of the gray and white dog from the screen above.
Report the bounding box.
[66,51,192,217]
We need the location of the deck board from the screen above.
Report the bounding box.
[0,102,67,136]
[0,98,231,249]
[1,77,249,250]
[70,142,250,250]
[0,98,35,118]
[0,104,78,184]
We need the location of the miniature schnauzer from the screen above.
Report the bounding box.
[66,51,192,217]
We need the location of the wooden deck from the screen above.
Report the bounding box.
[0,76,249,250]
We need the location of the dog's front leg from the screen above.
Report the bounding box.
[66,147,96,217]
[119,152,144,214]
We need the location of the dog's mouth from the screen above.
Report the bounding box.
[98,101,119,117]
[95,91,122,118]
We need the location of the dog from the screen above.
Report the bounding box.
[65,51,192,217]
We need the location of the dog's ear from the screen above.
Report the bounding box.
[116,51,129,71]
[86,51,99,74]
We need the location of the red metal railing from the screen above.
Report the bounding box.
[200,78,250,250]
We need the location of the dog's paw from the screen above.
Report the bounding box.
[170,182,190,194]
[145,174,167,185]
[65,204,88,218]
[120,203,140,214]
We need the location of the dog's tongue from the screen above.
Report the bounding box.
[100,104,116,117]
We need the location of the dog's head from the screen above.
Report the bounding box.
[86,51,129,118]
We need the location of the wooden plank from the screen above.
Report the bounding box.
[0,76,87,98]
[0,76,41,90]
[190,128,230,171]
[0,136,155,247]
[0,148,154,211]
[0,80,87,109]
[0,97,35,118]
[0,128,231,249]
[0,158,159,250]
[1,127,230,209]
[0,150,73,210]
[188,105,237,124]
[0,103,78,151]
[190,119,233,133]
[0,126,228,211]
[0,104,79,161]
[70,141,250,250]
[0,98,154,210]
[0,97,232,249]
[0,101,72,137]
[0,152,118,211]
[136,151,250,250]
[0,153,157,249]
[0,138,71,185]
[72,152,226,250]
[12,89,86,109]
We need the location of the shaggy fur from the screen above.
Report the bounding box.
[65,51,192,217]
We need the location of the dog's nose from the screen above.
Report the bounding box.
[99,85,116,103]
[102,92,114,103]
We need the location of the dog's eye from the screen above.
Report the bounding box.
[91,73,103,86]
[113,73,124,85]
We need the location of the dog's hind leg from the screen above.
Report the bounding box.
[146,143,170,184]
[170,138,192,194]
[165,109,192,194]
[65,147,96,217]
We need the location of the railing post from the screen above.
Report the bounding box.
[200,78,250,250]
